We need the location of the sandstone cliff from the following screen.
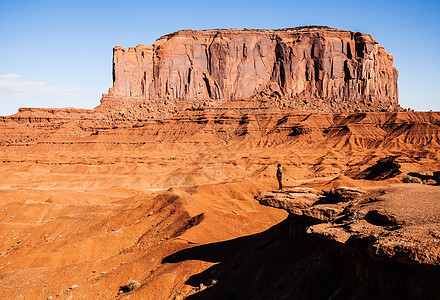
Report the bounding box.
[107,26,398,108]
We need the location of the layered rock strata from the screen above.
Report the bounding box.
[2,108,440,152]
[107,26,398,109]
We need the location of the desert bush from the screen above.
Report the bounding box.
[402,175,423,184]
[118,280,140,294]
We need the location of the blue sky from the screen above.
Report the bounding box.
[0,0,439,116]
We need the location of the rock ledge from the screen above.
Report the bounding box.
[256,184,440,266]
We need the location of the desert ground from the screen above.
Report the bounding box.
[0,106,439,299]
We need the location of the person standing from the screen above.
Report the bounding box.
[276,164,282,190]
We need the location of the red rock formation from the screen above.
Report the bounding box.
[107,26,398,108]
[256,184,440,267]
[251,185,440,298]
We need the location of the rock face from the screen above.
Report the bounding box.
[251,184,440,298]
[107,26,398,108]
[256,184,440,266]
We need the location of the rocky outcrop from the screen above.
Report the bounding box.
[106,26,398,110]
[251,184,440,298]
[407,171,440,184]
[256,184,440,266]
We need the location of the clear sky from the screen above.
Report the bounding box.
[0,0,439,116]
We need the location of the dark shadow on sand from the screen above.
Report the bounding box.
[163,216,440,300]
[162,218,357,299]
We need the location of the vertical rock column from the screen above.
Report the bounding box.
[109,45,154,99]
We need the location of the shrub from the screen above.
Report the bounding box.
[118,280,140,294]
[402,175,422,184]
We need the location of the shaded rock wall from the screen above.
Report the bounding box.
[108,26,398,106]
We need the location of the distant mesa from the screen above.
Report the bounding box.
[104,26,399,112]
[2,26,402,121]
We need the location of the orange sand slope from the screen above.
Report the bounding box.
[0,107,439,299]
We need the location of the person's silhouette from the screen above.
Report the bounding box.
[276,164,282,190]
